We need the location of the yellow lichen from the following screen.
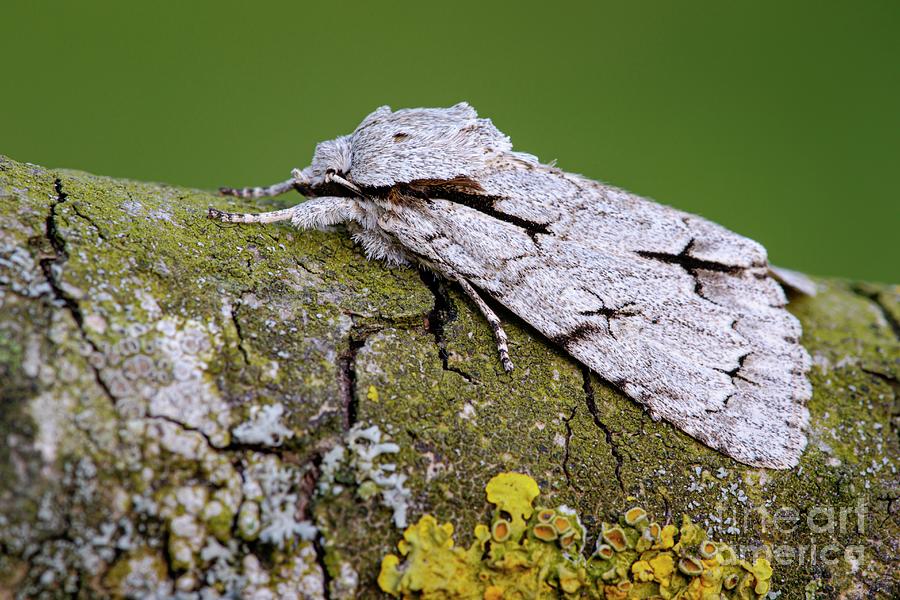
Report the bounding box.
[645,522,661,544]
[594,544,614,560]
[557,565,582,593]
[492,519,511,542]
[631,552,675,588]
[602,526,630,552]
[678,556,704,576]
[623,507,647,526]
[485,472,540,539]
[537,508,555,523]
[743,558,774,596]
[649,552,675,585]
[657,524,678,549]
[699,540,717,559]
[533,523,558,541]
[377,515,479,598]
[378,472,775,599]
[723,573,740,590]
[366,384,379,402]
[630,560,653,582]
[553,515,572,533]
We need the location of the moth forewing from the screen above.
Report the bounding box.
[210,103,812,469]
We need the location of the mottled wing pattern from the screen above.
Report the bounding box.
[382,162,811,468]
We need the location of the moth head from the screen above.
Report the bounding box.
[301,135,353,188]
[299,103,515,192]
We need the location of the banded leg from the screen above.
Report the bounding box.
[208,205,297,224]
[208,196,360,229]
[454,276,514,372]
[219,178,297,199]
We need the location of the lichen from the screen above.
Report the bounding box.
[379,472,774,599]
[242,453,318,548]
[318,423,412,528]
[231,402,294,446]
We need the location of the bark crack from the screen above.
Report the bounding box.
[229,302,251,365]
[70,203,107,241]
[39,178,116,404]
[339,325,368,431]
[149,414,218,450]
[581,366,625,493]
[561,405,581,492]
[860,368,899,441]
[295,454,332,599]
[852,284,900,340]
[312,532,334,600]
[419,269,477,384]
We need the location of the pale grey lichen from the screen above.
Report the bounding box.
[144,318,231,447]
[109,551,173,599]
[331,561,360,598]
[318,423,412,528]
[27,390,72,466]
[241,453,317,548]
[231,403,294,447]
[0,244,53,298]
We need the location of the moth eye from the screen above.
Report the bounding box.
[393,132,410,142]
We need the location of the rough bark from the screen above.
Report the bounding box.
[0,155,897,598]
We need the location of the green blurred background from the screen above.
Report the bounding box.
[2,1,897,281]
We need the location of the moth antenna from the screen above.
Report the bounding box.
[207,206,297,224]
[219,178,297,199]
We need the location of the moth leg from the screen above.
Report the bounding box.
[454,277,514,372]
[207,205,297,224]
[218,178,297,199]
[208,196,360,228]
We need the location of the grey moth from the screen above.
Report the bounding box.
[210,102,812,469]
